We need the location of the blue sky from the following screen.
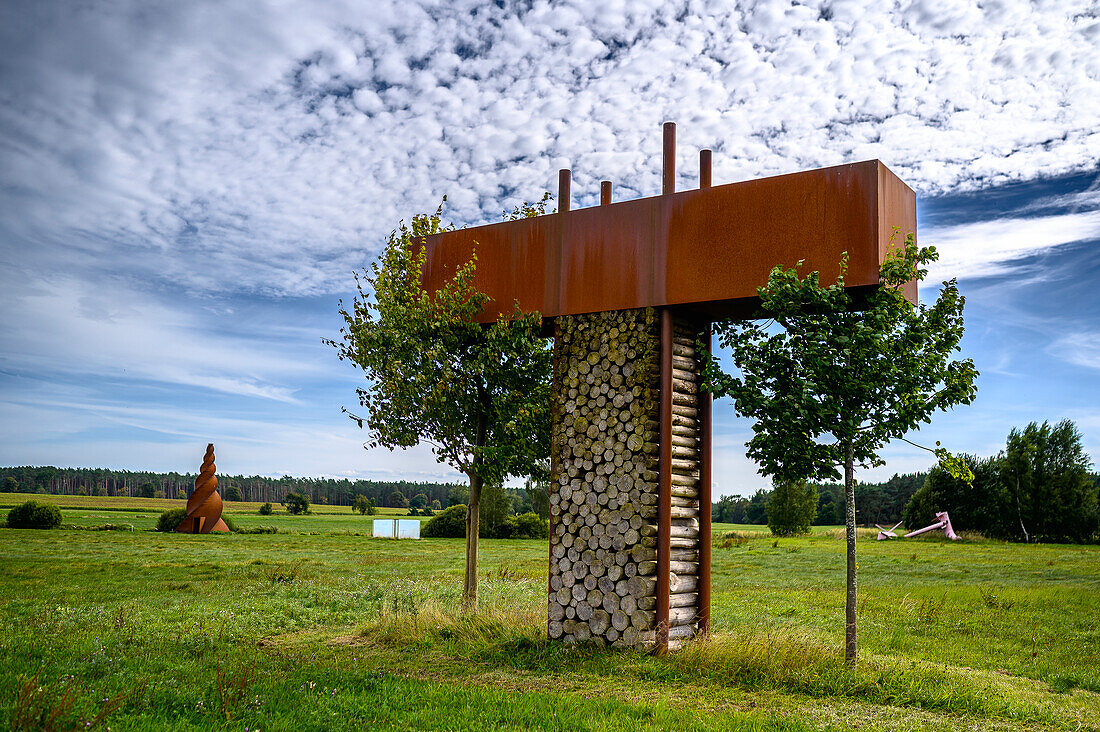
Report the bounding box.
[1,1,1098,495]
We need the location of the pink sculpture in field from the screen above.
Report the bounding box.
[876,512,958,541]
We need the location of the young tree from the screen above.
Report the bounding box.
[705,233,978,668]
[352,494,376,515]
[387,489,409,509]
[766,480,818,536]
[410,492,429,509]
[281,491,310,515]
[328,200,552,609]
[224,485,243,502]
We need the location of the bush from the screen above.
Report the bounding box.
[6,501,62,529]
[420,506,435,517]
[767,480,818,536]
[422,504,466,538]
[156,508,187,532]
[258,502,273,516]
[422,504,546,539]
[352,494,375,515]
[490,511,550,539]
[223,516,239,532]
[511,512,549,539]
[281,492,310,515]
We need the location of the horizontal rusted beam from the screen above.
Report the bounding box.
[419,160,916,323]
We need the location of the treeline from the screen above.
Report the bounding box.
[712,472,927,527]
[0,465,463,509]
[904,421,1099,543]
[713,420,1100,543]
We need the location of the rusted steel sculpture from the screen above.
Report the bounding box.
[175,443,230,534]
[417,123,917,652]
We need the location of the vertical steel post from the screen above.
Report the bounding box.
[548,320,560,639]
[600,180,612,206]
[699,322,713,634]
[558,169,571,213]
[662,123,676,195]
[657,309,673,653]
[656,121,676,653]
[700,149,712,189]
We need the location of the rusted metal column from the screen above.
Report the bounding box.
[700,149,712,189]
[662,123,676,195]
[656,308,673,652]
[699,322,713,633]
[600,180,612,206]
[547,320,560,639]
[558,169,571,213]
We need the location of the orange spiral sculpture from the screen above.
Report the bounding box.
[176,443,229,533]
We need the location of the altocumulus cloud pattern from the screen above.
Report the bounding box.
[1,0,1098,299]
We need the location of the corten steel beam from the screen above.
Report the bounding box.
[418,159,917,324]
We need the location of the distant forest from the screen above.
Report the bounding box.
[714,472,929,527]
[0,465,464,508]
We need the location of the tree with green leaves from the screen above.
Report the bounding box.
[281,491,310,515]
[327,199,552,609]
[387,489,409,508]
[224,484,243,502]
[1002,420,1097,543]
[352,494,376,515]
[705,233,978,667]
[766,480,818,536]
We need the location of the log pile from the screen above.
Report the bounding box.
[665,316,703,650]
[548,309,704,650]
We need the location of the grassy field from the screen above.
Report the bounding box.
[1,496,1097,730]
[0,492,431,532]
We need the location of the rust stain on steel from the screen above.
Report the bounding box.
[176,443,229,533]
[419,160,917,324]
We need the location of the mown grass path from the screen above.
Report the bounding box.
[0,501,1097,730]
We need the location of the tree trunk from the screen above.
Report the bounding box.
[844,439,857,669]
[462,395,489,611]
[463,471,483,610]
[1015,475,1029,543]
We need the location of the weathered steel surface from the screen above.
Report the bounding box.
[419,159,916,323]
[175,443,230,534]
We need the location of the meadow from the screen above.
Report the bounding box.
[0,494,1097,730]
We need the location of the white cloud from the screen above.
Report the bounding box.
[2,0,1099,299]
[923,210,1100,282]
[0,395,462,481]
[1049,332,1100,371]
[0,276,318,402]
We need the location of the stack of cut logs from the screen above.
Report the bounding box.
[548,308,703,650]
[666,315,703,651]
